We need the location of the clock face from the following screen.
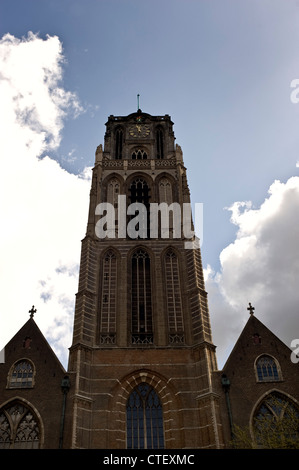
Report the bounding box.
[129,124,150,138]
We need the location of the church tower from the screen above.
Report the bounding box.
[67,108,224,449]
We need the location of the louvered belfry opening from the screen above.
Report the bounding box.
[129,178,150,238]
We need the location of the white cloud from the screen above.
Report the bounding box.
[0,32,90,367]
[208,176,299,368]
[1,31,298,374]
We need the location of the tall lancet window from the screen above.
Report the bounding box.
[159,178,174,238]
[107,178,120,236]
[126,383,164,449]
[100,250,117,344]
[115,127,123,159]
[131,250,153,344]
[165,250,184,344]
[159,177,172,204]
[156,127,164,159]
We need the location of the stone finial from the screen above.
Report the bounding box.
[175,143,183,162]
[95,144,103,163]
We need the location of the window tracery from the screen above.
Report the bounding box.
[255,355,281,382]
[99,250,117,345]
[126,383,164,449]
[253,392,299,447]
[8,360,34,388]
[165,250,184,344]
[0,402,40,449]
[131,250,153,344]
[159,177,172,204]
[131,149,147,160]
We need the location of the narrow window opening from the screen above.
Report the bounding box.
[115,128,123,159]
[156,128,164,159]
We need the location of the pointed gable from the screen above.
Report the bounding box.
[223,313,292,374]
[0,313,70,448]
[217,308,299,445]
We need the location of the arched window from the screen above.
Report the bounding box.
[165,250,184,344]
[129,178,150,206]
[126,383,164,449]
[107,178,121,236]
[107,178,120,207]
[0,401,40,449]
[255,355,280,382]
[253,392,299,448]
[132,149,147,160]
[115,127,123,159]
[131,250,153,344]
[159,177,172,204]
[8,360,34,388]
[99,250,117,345]
[156,127,164,159]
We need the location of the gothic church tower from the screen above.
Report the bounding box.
[67,108,224,449]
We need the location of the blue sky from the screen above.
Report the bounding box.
[1,0,299,368]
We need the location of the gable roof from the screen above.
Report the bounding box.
[222,313,292,371]
[3,316,66,373]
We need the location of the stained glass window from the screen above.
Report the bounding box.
[253,393,299,447]
[256,355,280,382]
[126,383,164,449]
[9,360,34,388]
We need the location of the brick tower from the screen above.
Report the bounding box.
[67,108,224,449]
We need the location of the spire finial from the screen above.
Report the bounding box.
[137,93,140,111]
[29,305,36,319]
[247,302,255,315]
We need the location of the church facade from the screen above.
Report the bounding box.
[0,110,298,449]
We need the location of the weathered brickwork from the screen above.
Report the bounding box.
[66,110,223,448]
[1,110,298,450]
